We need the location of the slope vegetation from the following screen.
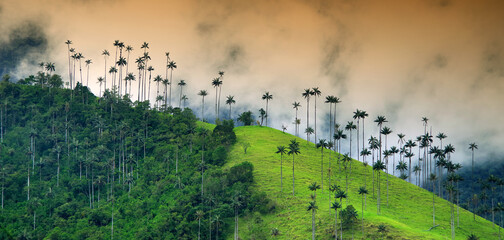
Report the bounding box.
[227,126,501,239]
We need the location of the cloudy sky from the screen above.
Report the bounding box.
[1,0,504,166]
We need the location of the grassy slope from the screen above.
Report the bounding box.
[225,126,501,239]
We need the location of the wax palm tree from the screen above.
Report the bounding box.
[85,59,92,87]
[226,95,236,119]
[316,139,328,191]
[359,110,369,158]
[396,160,408,179]
[292,101,301,136]
[97,77,104,97]
[135,57,145,101]
[65,40,73,87]
[302,89,312,134]
[335,189,347,239]
[212,78,222,120]
[162,78,169,110]
[153,75,162,100]
[288,139,301,196]
[325,96,335,143]
[361,148,371,189]
[276,146,287,192]
[381,127,392,155]
[198,90,208,121]
[312,87,321,142]
[45,62,55,76]
[469,143,478,177]
[358,186,368,235]
[101,49,110,90]
[342,154,352,192]
[218,71,225,119]
[124,73,135,96]
[75,52,85,86]
[309,182,321,199]
[373,160,386,214]
[177,80,186,107]
[353,109,362,162]
[397,133,406,162]
[331,201,341,240]
[334,129,347,170]
[374,116,387,164]
[307,201,318,240]
[147,66,154,101]
[262,92,273,127]
[345,121,357,158]
[436,132,447,148]
[305,127,314,143]
[404,140,417,183]
[333,97,341,135]
[167,61,177,107]
[413,165,421,186]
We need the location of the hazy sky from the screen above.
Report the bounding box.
[2,0,504,165]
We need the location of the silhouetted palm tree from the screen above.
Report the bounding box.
[167,61,177,107]
[178,80,186,107]
[316,139,328,191]
[262,92,273,126]
[469,143,478,177]
[353,109,362,162]
[307,200,318,240]
[305,127,314,143]
[97,77,104,97]
[373,160,386,214]
[65,40,73,88]
[212,78,222,120]
[226,95,236,119]
[312,87,321,142]
[374,116,387,165]
[288,140,300,196]
[302,89,313,136]
[345,121,356,158]
[276,146,287,192]
[292,102,301,136]
[198,90,208,121]
[101,50,110,91]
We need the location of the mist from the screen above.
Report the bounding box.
[2,0,504,167]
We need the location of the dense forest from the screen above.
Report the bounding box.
[0,74,273,239]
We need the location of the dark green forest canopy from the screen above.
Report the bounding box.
[0,79,272,239]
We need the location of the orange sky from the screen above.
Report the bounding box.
[2,0,504,163]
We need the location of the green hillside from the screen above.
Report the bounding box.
[227,126,502,239]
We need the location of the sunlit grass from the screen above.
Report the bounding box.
[225,126,501,239]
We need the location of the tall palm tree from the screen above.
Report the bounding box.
[333,97,341,136]
[345,121,356,158]
[390,146,399,176]
[218,71,225,119]
[469,143,478,177]
[153,75,162,100]
[198,90,208,121]
[397,133,406,162]
[177,80,186,107]
[147,66,154,102]
[373,160,386,214]
[325,96,335,142]
[307,201,318,240]
[65,40,73,88]
[374,116,388,165]
[292,102,301,136]
[76,52,84,86]
[97,77,104,97]
[305,127,314,143]
[436,132,447,148]
[334,129,347,170]
[262,92,273,127]
[353,109,362,162]
[358,186,368,236]
[276,146,287,192]
[226,95,236,119]
[85,59,92,87]
[288,140,300,196]
[312,87,321,142]
[302,89,313,136]
[335,189,347,239]
[162,78,169,110]
[116,57,127,96]
[359,110,369,159]
[316,139,328,191]
[102,50,110,91]
[405,140,417,183]
[167,61,177,107]
[331,201,341,240]
[211,78,222,120]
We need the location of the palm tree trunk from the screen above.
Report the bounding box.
[292,155,295,196]
[312,209,315,240]
[314,96,317,142]
[280,155,283,192]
